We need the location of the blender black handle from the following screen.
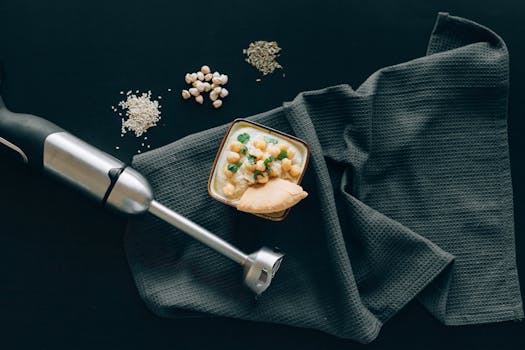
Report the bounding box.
[0,98,64,168]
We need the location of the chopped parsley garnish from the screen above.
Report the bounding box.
[253,171,265,180]
[247,154,256,165]
[264,136,278,144]
[262,155,274,172]
[277,149,288,160]
[263,155,274,168]
[227,162,242,173]
[237,133,250,144]
[240,146,247,155]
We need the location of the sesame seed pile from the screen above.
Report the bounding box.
[243,41,283,76]
[113,90,162,138]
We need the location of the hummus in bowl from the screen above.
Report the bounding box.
[208,119,310,221]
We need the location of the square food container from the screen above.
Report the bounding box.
[208,119,310,221]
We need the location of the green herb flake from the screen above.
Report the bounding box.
[240,146,247,155]
[277,149,288,160]
[264,136,278,144]
[237,133,250,144]
[247,154,256,165]
[227,164,240,173]
[253,171,265,180]
[263,155,274,167]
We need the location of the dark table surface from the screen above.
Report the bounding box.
[1,1,524,349]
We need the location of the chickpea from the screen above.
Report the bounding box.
[269,164,281,177]
[256,172,269,184]
[219,74,229,85]
[210,90,219,101]
[189,88,199,97]
[253,137,267,150]
[185,73,194,84]
[253,149,264,160]
[229,141,244,153]
[223,167,234,177]
[281,158,292,172]
[223,182,236,197]
[278,142,289,151]
[287,148,295,159]
[268,145,280,158]
[244,162,256,171]
[220,88,229,98]
[226,151,240,163]
[255,160,266,172]
[212,99,223,109]
[181,90,191,100]
[290,164,302,177]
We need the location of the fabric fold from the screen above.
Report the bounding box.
[125,13,522,343]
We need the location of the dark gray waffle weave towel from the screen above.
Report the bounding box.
[125,13,522,343]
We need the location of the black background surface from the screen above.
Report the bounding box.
[0,1,524,349]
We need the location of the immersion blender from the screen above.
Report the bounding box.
[0,94,283,295]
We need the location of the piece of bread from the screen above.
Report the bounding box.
[236,178,308,214]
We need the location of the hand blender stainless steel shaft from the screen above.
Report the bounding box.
[0,95,283,295]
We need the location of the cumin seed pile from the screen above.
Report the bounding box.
[243,41,283,76]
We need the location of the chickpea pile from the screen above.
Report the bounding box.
[181,65,229,109]
[221,132,302,197]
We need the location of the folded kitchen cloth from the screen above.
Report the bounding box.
[125,13,522,343]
